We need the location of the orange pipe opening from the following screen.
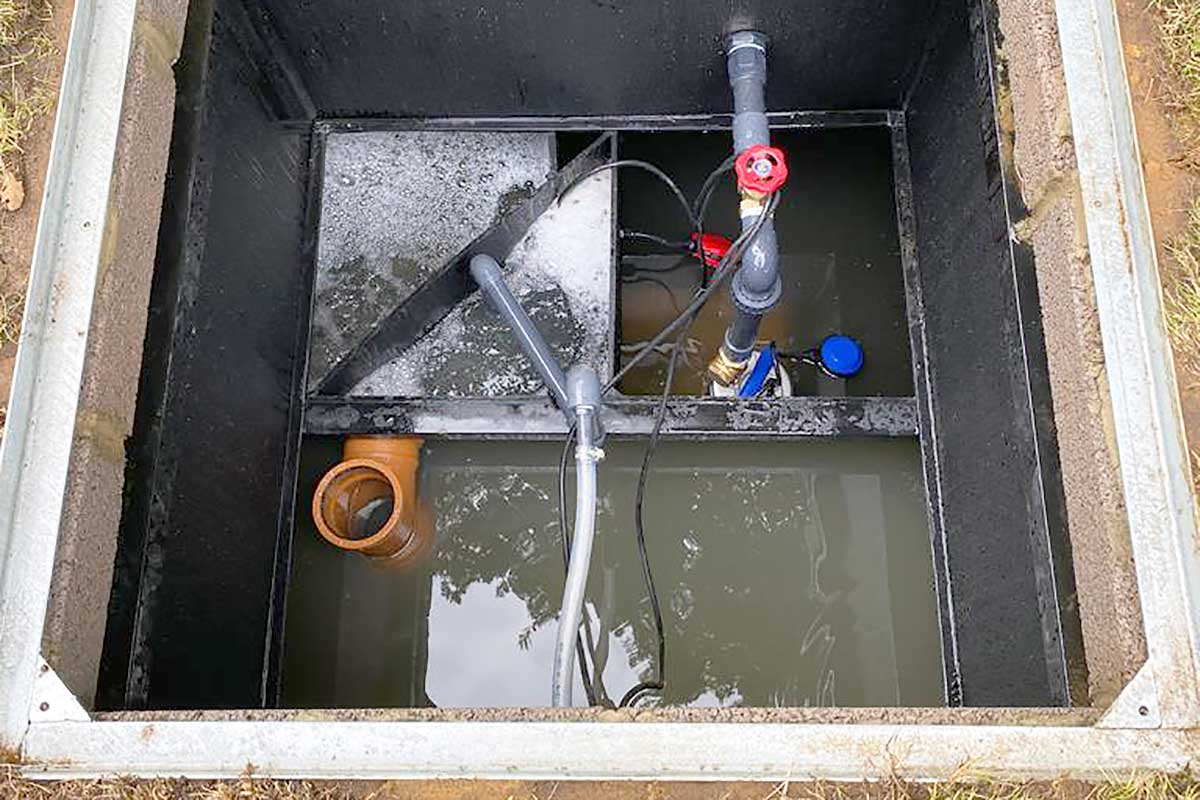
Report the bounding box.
[312,435,429,565]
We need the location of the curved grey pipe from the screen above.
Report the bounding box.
[723,31,782,363]
[469,253,602,706]
[552,367,603,707]
[470,253,570,411]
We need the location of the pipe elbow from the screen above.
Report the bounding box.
[468,253,503,290]
[312,435,430,565]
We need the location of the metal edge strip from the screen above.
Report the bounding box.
[20,720,1195,780]
[0,0,138,749]
[1055,0,1200,726]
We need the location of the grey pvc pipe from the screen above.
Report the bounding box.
[551,403,600,707]
[722,31,782,363]
[727,31,769,154]
[470,253,569,411]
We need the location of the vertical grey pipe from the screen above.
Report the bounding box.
[470,254,570,411]
[722,31,782,365]
[728,31,770,154]
[552,367,603,707]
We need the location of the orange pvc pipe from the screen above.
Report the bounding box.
[311,435,428,564]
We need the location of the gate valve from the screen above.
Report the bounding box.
[690,232,733,271]
[735,145,788,197]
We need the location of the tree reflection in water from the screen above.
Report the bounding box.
[281,438,940,709]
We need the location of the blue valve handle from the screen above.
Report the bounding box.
[737,343,778,398]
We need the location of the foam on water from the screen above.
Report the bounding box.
[311,130,614,397]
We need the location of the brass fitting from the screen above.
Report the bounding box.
[707,348,750,387]
[739,191,770,212]
[312,435,430,565]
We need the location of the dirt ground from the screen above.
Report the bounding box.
[1116,0,1200,469]
[0,773,1188,800]
[0,0,72,431]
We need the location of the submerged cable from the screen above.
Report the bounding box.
[555,156,781,708]
[619,319,692,709]
[615,158,775,708]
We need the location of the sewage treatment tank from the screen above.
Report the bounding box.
[2,0,1195,781]
[92,2,1078,712]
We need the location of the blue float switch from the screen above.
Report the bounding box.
[818,335,864,378]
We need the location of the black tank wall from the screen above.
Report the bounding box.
[255,0,937,117]
[97,0,315,709]
[98,0,1083,710]
[903,0,1077,706]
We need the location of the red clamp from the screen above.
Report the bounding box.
[735,145,788,196]
[690,232,733,270]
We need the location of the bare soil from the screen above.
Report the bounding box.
[0,0,72,429]
[1116,0,1200,468]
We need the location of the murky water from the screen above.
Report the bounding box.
[282,437,942,709]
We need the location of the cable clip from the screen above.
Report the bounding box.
[576,445,606,463]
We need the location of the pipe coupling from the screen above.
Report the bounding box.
[707,347,750,387]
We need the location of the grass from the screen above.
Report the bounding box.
[2,773,1200,800]
[0,0,54,178]
[1152,0,1200,166]
[1152,0,1200,480]
[0,0,51,368]
[1163,200,1200,368]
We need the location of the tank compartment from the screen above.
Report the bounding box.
[96,0,1080,712]
[311,131,617,399]
[615,128,911,397]
[283,439,940,709]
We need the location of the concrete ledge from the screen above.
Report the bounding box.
[40,0,188,709]
[998,0,1147,707]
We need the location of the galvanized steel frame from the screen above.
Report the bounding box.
[0,0,1198,779]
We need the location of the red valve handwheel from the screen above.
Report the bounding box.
[735,145,788,195]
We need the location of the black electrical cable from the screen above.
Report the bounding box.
[615,162,780,709]
[562,159,698,230]
[603,192,781,395]
[554,156,700,707]
[557,156,780,707]
[691,155,735,291]
[618,319,693,709]
[693,153,737,225]
[565,159,708,291]
[619,229,690,251]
